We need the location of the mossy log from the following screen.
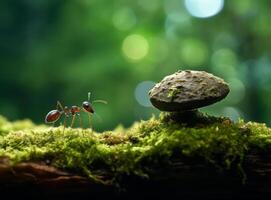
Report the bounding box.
[0,113,271,199]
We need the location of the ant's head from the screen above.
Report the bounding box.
[82,92,94,113]
[82,101,94,113]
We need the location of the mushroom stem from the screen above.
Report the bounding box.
[160,110,225,126]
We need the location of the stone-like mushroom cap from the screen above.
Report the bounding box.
[149,70,230,112]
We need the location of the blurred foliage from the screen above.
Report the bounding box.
[0,0,271,131]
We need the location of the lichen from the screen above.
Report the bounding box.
[0,114,270,185]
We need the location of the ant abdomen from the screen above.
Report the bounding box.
[45,110,61,123]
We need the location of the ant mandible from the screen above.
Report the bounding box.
[45,92,107,131]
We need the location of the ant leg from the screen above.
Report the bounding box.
[77,114,83,128]
[70,114,76,128]
[55,101,65,128]
[94,112,103,123]
[87,113,93,130]
[56,101,64,111]
[63,115,67,133]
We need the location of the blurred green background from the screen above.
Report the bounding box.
[0,0,271,131]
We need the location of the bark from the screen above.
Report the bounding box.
[0,154,270,200]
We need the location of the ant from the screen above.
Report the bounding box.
[45,92,107,131]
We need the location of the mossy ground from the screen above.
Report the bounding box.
[0,113,270,185]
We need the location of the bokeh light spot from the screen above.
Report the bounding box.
[211,48,237,78]
[253,14,271,36]
[179,38,208,66]
[138,0,159,12]
[212,48,237,66]
[223,107,241,122]
[213,32,237,50]
[122,34,149,61]
[149,37,169,62]
[112,8,137,31]
[231,0,255,16]
[135,81,156,107]
[184,0,224,18]
[254,57,271,89]
[165,12,191,40]
[227,78,246,104]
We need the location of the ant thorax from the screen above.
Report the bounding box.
[63,106,70,116]
[61,106,81,116]
[71,106,81,115]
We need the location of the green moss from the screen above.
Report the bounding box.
[0,114,270,185]
[168,87,181,100]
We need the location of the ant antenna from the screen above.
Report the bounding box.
[88,91,107,104]
[92,100,108,104]
[88,92,91,102]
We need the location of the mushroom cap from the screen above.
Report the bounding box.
[149,70,230,112]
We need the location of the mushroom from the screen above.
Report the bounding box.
[149,70,230,124]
